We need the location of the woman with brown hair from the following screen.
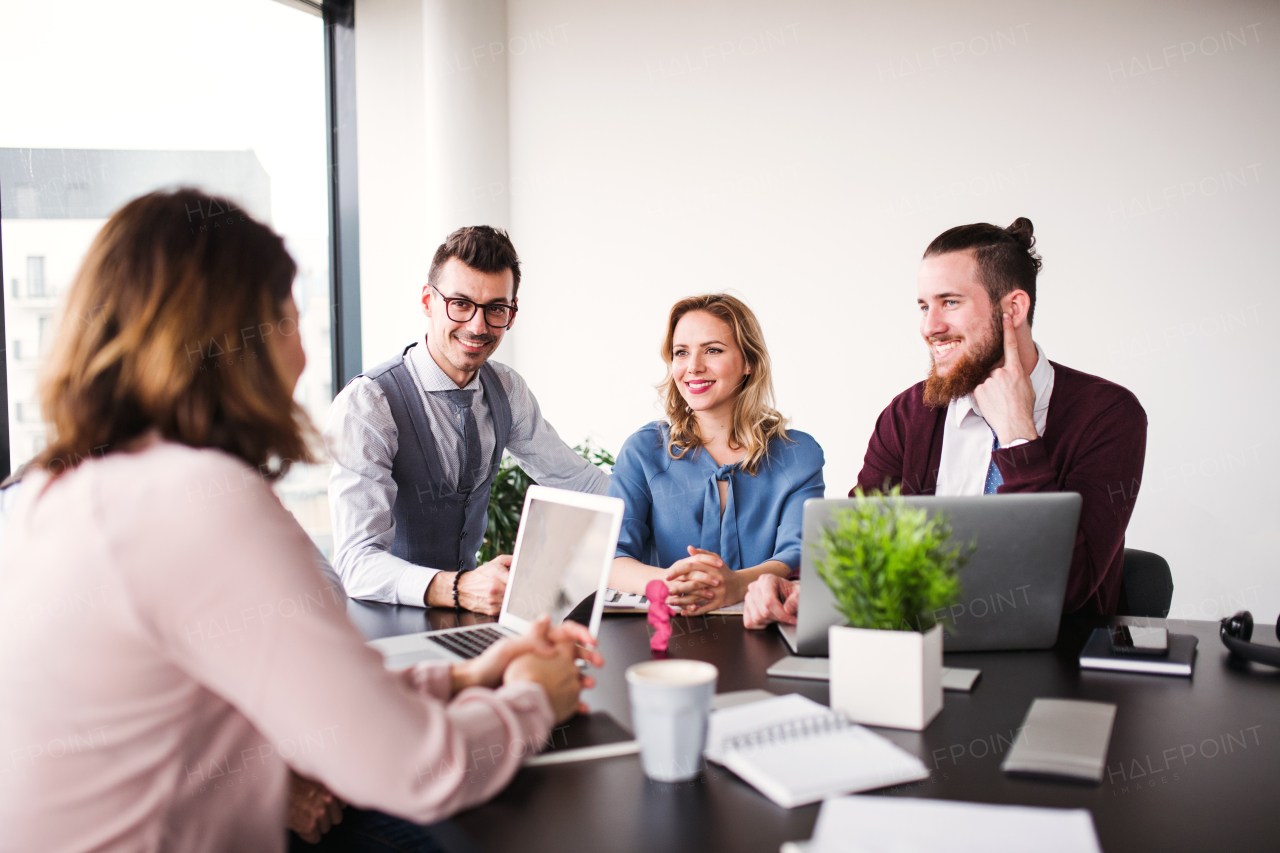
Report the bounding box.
[607,294,825,615]
[0,189,599,852]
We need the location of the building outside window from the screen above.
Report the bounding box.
[0,0,336,557]
[25,256,45,298]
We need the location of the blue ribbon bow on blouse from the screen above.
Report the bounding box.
[699,463,743,570]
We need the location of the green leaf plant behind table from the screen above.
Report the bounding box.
[814,486,968,730]
[478,440,615,565]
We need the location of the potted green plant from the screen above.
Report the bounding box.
[479,441,614,563]
[813,487,966,730]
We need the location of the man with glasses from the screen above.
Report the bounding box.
[325,226,609,614]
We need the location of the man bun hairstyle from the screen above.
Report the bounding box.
[427,225,522,298]
[924,217,1043,325]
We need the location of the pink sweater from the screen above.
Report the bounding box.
[0,440,553,852]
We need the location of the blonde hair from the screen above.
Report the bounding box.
[659,294,789,476]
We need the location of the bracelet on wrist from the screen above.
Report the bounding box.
[452,570,463,610]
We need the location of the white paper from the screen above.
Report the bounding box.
[810,796,1102,853]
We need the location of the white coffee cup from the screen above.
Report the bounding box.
[625,659,718,782]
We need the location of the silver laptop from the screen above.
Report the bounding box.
[780,494,1082,657]
[368,485,624,668]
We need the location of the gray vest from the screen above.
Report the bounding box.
[362,343,513,574]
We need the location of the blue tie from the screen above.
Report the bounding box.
[445,389,483,494]
[984,428,1003,495]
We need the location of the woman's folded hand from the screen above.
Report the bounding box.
[451,616,604,694]
[664,547,743,616]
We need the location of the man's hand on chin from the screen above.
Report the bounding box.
[973,313,1038,446]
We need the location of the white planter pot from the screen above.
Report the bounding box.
[828,624,943,731]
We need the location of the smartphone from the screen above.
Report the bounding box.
[1110,625,1169,655]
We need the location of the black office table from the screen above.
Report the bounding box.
[348,600,1279,852]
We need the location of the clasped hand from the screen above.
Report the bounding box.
[286,616,601,843]
[450,615,603,722]
[662,546,741,616]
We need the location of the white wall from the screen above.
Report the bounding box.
[356,0,515,369]
[359,0,1280,620]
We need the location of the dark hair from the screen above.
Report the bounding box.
[923,217,1042,324]
[36,188,314,480]
[427,225,522,298]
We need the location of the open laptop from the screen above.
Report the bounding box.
[367,485,624,669]
[777,494,1082,662]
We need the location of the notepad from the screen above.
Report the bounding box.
[1001,698,1116,782]
[807,796,1103,853]
[1078,627,1198,676]
[704,693,928,808]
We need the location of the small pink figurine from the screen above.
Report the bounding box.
[645,579,673,653]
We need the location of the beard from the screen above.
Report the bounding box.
[922,308,1004,408]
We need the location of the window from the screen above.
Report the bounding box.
[25,256,45,298]
[36,316,51,357]
[0,0,335,557]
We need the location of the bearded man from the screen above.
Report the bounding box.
[742,218,1146,627]
[856,217,1148,614]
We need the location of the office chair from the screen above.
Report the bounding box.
[1121,548,1174,618]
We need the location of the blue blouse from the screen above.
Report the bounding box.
[608,421,826,571]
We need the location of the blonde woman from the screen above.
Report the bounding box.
[608,294,825,616]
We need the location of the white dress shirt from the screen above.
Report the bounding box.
[325,340,611,605]
[935,343,1055,496]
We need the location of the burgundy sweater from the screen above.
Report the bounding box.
[855,362,1147,615]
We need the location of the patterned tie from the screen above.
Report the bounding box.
[984,427,1003,495]
[445,390,483,494]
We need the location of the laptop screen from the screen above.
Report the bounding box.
[504,494,618,627]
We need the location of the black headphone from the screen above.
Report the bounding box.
[1219,611,1280,667]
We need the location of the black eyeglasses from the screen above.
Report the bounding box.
[430,283,518,329]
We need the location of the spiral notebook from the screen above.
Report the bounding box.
[704,694,929,808]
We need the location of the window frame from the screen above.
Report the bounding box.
[0,209,9,478]
[324,0,362,392]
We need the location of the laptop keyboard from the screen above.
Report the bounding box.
[428,626,505,660]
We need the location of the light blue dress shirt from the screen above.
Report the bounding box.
[608,421,825,571]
